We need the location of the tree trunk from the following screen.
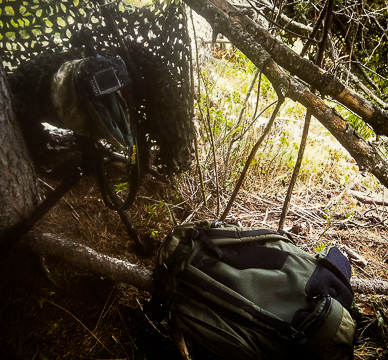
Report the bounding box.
[0,63,41,234]
[17,231,388,297]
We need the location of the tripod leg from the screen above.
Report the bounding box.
[93,155,146,254]
[0,167,83,254]
[117,209,147,256]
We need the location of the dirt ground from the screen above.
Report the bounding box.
[0,170,387,359]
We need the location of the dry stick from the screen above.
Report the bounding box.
[190,9,207,207]
[278,0,334,231]
[278,110,312,231]
[225,68,260,171]
[300,1,328,57]
[201,72,221,216]
[234,100,278,142]
[251,74,262,121]
[220,99,283,222]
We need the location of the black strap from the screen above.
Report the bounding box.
[202,228,277,239]
[292,296,332,344]
[163,237,194,276]
[191,228,286,268]
[198,232,223,259]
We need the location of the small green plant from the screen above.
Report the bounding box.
[315,241,327,252]
[146,201,164,216]
[114,182,128,192]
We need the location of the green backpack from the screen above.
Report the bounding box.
[149,221,355,360]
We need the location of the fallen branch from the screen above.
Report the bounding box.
[349,190,388,206]
[172,329,193,360]
[342,245,368,267]
[351,277,388,295]
[20,232,154,292]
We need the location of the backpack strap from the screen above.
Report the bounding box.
[291,296,332,344]
[195,229,223,259]
[191,228,289,269]
[163,237,195,276]
[203,228,278,239]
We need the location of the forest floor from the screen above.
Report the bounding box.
[1,152,388,360]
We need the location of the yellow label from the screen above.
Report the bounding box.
[131,145,137,165]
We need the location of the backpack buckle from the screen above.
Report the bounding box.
[189,228,200,239]
[291,330,307,344]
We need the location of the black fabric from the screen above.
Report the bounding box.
[221,245,288,270]
[192,244,288,270]
[306,248,353,310]
[322,247,352,280]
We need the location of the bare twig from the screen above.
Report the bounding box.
[190,9,208,207]
[225,68,260,170]
[201,72,220,216]
[279,0,334,231]
[220,98,283,221]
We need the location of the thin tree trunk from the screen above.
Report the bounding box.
[279,0,334,230]
[220,99,282,221]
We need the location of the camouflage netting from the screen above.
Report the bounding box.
[0,0,195,175]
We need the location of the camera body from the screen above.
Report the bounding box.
[76,55,130,97]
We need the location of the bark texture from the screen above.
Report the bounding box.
[22,232,154,292]
[0,64,40,233]
[351,277,388,296]
[184,0,388,190]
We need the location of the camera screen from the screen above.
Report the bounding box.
[92,67,121,95]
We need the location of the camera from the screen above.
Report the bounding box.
[76,55,130,97]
